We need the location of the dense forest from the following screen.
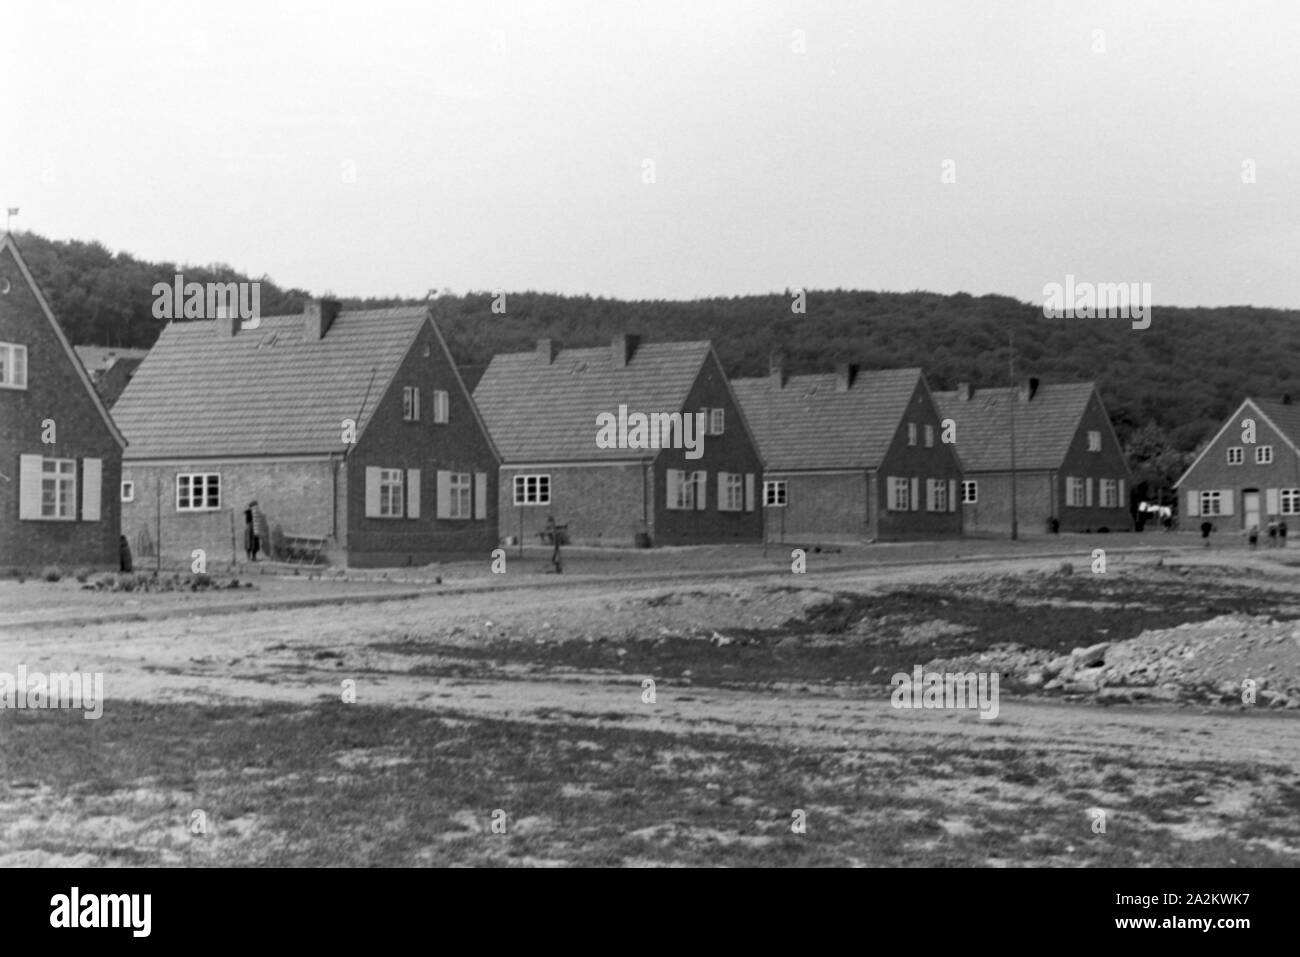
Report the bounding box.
[14,230,1300,496]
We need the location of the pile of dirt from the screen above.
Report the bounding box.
[925,614,1300,708]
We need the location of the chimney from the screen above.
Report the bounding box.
[537,338,556,364]
[612,333,641,368]
[1018,376,1040,402]
[769,352,787,389]
[304,298,342,340]
[834,362,858,392]
[957,382,972,402]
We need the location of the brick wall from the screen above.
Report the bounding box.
[0,242,122,571]
[960,471,1055,535]
[763,472,866,542]
[499,462,646,546]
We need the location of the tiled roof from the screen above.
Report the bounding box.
[933,382,1096,472]
[473,341,712,462]
[74,345,149,373]
[1253,399,1300,450]
[112,307,429,458]
[730,368,922,470]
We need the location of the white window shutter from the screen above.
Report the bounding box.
[1086,477,1094,507]
[406,468,421,518]
[436,470,452,519]
[745,473,755,512]
[19,454,42,519]
[1187,490,1200,517]
[886,476,898,511]
[1118,478,1126,508]
[365,467,382,517]
[475,472,488,520]
[695,471,707,510]
[666,469,680,510]
[947,479,956,512]
[1221,489,1234,516]
[717,472,727,510]
[1267,488,1280,514]
[81,458,102,521]
[909,477,919,511]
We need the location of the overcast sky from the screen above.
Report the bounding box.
[6,0,1298,307]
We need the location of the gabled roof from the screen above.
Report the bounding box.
[1174,397,1300,488]
[113,306,432,458]
[0,233,125,448]
[932,382,1096,472]
[730,368,922,470]
[74,345,149,374]
[473,340,713,462]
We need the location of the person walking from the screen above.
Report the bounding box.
[249,501,269,561]
[1200,520,1213,548]
[1249,524,1259,550]
[1281,520,1289,548]
[544,514,563,574]
[1267,520,1278,549]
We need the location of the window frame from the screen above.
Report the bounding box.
[121,480,135,503]
[927,478,948,512]
[402,386,420,422]
[41,457,77,520]
[721,471,743,511]
[1226,447,1244,465]
[1256,445,1273,465]
[1199,490,1222,516]
[889,476,911,511]
[709,408,725,436]
[906,423,917,447]
[1087,430,1102,452]
[1100,478,1118,508]
[447,471,472,519]
[0,342,28,390]
[961,480,977,504]
[513,473,551,506]
[1281,489,1300,516]
[432,389,450,424]
[1066,476,1085,508]
[378,468,405,518]
[176,472,221,512]
[763,479,787,507]
[923,424,934,448]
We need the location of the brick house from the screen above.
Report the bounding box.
[473,335,764,547]
[0,233,126,571]
[1173,397,1300,534]
[933,379,1132,535]
[111,301,499,568]
[731,360,963,543]
[74,346,149,407]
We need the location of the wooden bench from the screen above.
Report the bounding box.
[281,533,328,565]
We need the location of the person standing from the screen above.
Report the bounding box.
[250,501,269,561]
[244,507,257,562]
[1281,520,1289,548]
[544,514,562,574]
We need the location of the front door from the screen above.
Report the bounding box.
[1243,490,1261,531]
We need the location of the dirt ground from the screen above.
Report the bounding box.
[1,540,1298,866]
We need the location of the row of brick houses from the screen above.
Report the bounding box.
[11,228,1293,570]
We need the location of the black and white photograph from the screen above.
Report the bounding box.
[0,0,1295,930]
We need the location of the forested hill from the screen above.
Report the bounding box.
[13,230,1300,470]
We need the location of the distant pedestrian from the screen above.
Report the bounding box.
[544,514,562,574]
[119,534,133,573]
[1281,520,1289,548]
[249,501,268,561]
[1249,525,1259,549]
[1267,520,1278,548]
[244,507,257,561]
[1200,520,1213,547]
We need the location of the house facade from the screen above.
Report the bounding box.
[0,233,126,571]
[473,335,765,547]
[933,379,1132,535]
[1173,397,1300,533]
[111,301,499,568]
[731,360,963,543]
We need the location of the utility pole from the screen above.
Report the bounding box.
[1009,331,1018,541]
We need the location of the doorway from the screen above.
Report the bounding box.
[1243,489,1261,531]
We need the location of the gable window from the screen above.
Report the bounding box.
[1281,489,1300,515]
[1066,476,1085,507]
[718,472,743,511]
[1100,478,1118,508]
[432,390,450,424]
[708,409,725,436]
[121,480,135,503]
[907,423,917,447]
[763,480,787,507]
[1256,445,1273,465]
[926,479,949,512]
[888,476,911,511]
[1199,490,1222,516]
[1087,430,1101,452]
[924,424,934,448]
[513,474,550,506]
[403,386,420,421]
[961,480,978,504]
[0,342,27,389]
[378,469,404,517]
[1226,447,1244,465]
[176,473,220,512]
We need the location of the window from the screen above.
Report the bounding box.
[907,423,917,446]
[42,458,76,519]
[121,480,135,503]
[1066,476,1085,507]
[1100,478,1118,508]
[924,424,934,448]
[403,386,420,421]
[668,470,704,510]
[1199,490,1222,516]
[446,472,472,519]
[961,480,977,504]
[763,480,787,507]
[177,473,220,511]
[1227,447,1244,465]
[719,472,743,511]
[379,469,404,517]
[0,342,27,389]
[1256,445,1273,465]
[432,390,449,424]
[1087,430,1101,452]
[927,479,949,512]
[1282,489,1300,515]
[709,409,725,436]
[889,476,911,511]
[513,474,550,505]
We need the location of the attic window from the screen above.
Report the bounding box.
[0,342,27,389]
